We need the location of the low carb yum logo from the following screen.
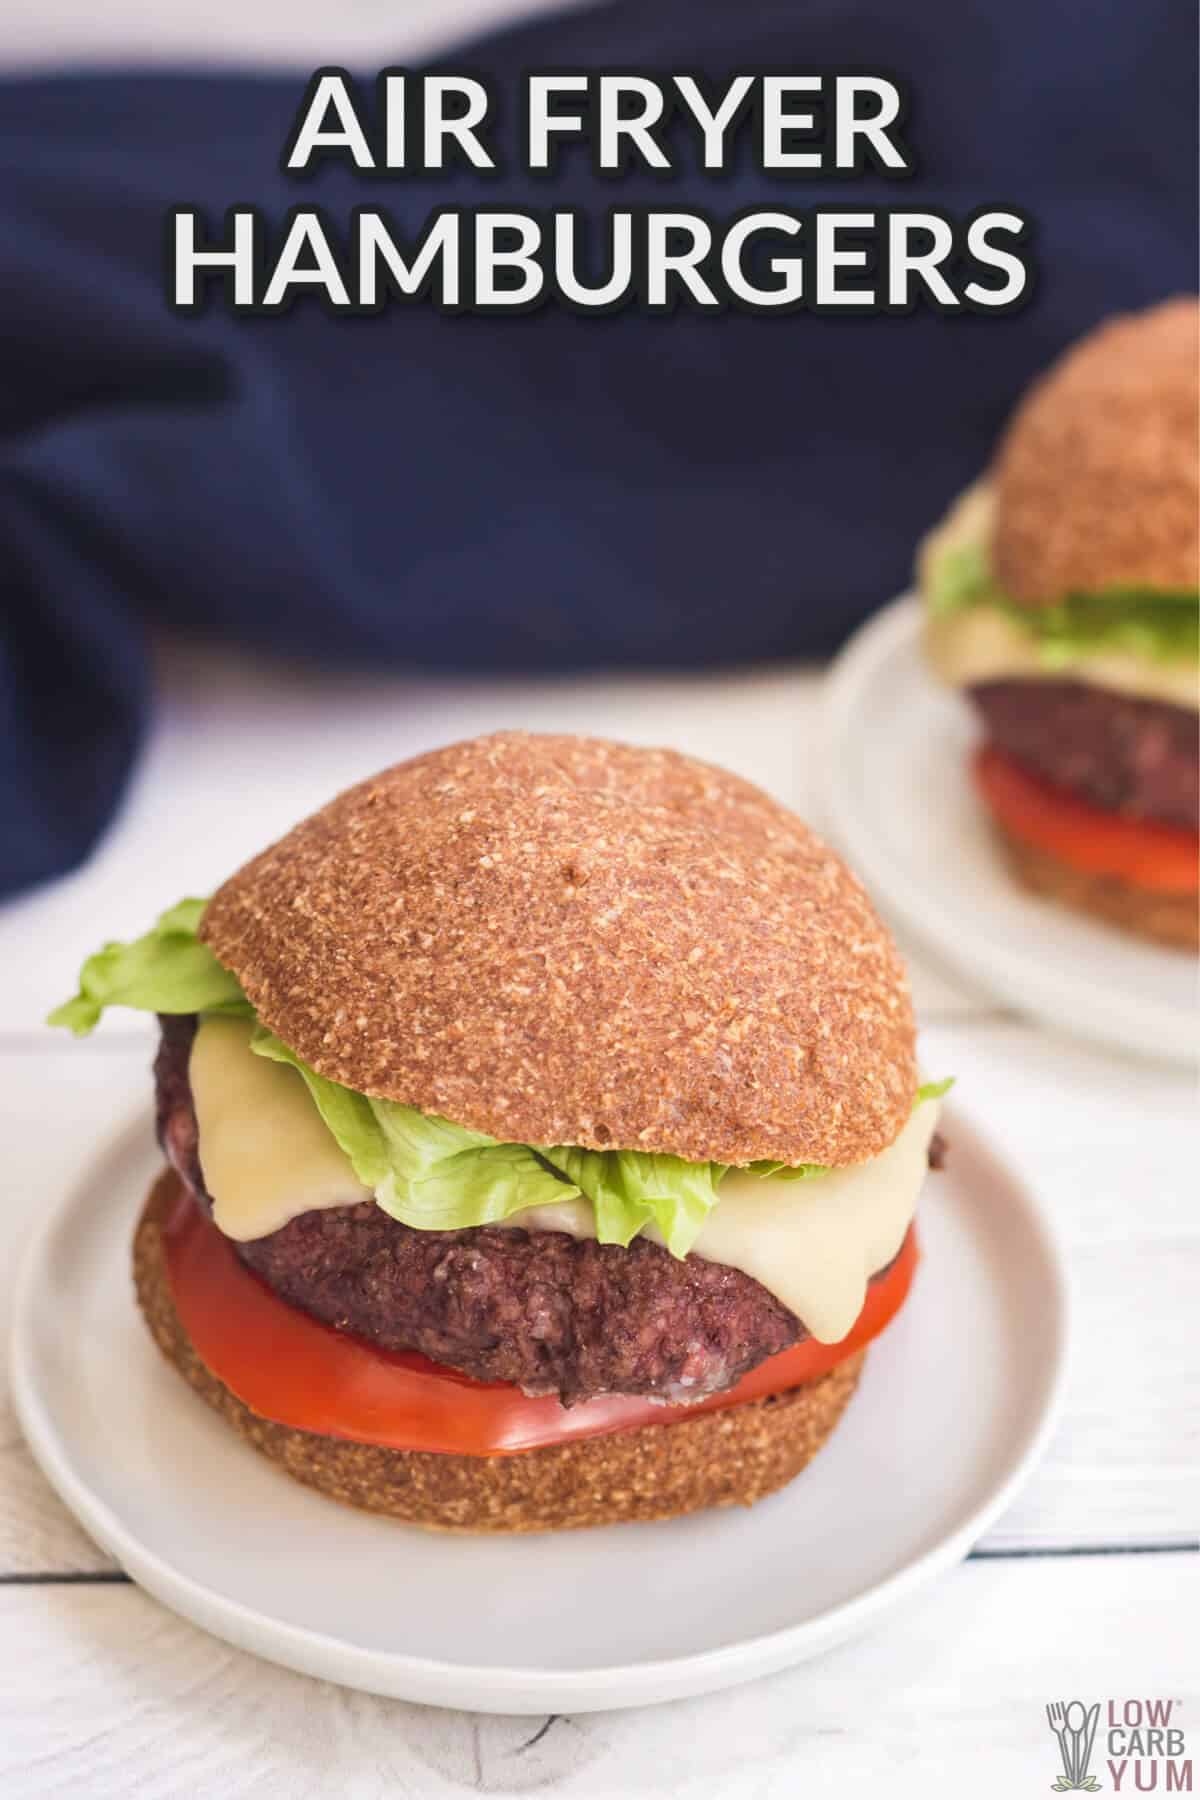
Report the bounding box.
[1047,1699,1191,1793]
[1106,1700,1190,1794]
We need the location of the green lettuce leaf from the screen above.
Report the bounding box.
[928,539,995,615]
[47,899,251,1035]
[251,1028,580,1230]
[538,1147,722,1257]
[745,1158,828,1182]
[927,537,1198,666]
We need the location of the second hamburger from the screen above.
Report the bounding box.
[920,298,1199,949]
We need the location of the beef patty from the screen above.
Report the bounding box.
[970,680,1198,827]
[155,1015,929,1407]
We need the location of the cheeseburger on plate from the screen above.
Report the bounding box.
[52,733,947,1533]
[920,298,1199,949]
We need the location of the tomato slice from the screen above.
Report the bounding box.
[974,745,1199,894]
[161,1181,918,1457]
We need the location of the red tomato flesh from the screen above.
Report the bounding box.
[974,744,1199,894]
[161,1180,918,1457]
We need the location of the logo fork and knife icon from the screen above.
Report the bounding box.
[1047,1700,1102,1792]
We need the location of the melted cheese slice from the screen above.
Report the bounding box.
[919,482,1199,712]
[191,1017,371,1239]
[189,1015,936,1340]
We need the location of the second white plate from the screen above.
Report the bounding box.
[821,597,1197,1065]
[12,1103,1067,1713]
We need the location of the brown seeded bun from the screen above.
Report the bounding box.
[201,732,916,1167]
[133,1176,864,1533]
[992,823,1199,951]
[992,297,1200,606]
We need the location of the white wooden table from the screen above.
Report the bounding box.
[1,648,1196,1799]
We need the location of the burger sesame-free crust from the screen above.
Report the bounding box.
[992,821,1199,951]
[992,297,1200,606]
[201,733,916,1168]
[133,1175,864,1533]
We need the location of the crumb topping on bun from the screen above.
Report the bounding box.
[993,297,1199,605]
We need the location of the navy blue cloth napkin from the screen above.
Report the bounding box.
[1,0,1195,895]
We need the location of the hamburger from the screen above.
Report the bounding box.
[919,298,1199,949]
[51,733,947,1532]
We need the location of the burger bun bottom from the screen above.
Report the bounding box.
[993,822,1198,952]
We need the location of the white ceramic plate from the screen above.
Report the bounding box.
[821,597,1197,1066]
[12,1107,1067,1714]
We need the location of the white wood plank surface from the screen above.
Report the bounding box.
[2,1555,1195,1800]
